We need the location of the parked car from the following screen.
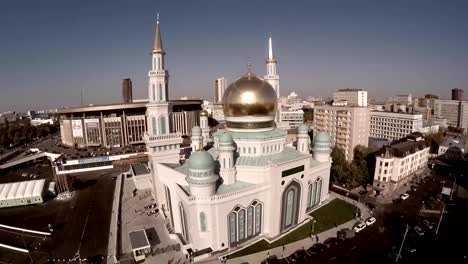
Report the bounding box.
[287,249,308,263]
[323,237,339,247]
[400,193,410,200]
[414,226,425,236]
[353,222,366,233]
[307,243,327,255]
[422,220,434,230]
[365,217,376,226]
[337,228,355,240]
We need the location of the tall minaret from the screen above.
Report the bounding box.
[264,33,281,124]
[147,13,171,136]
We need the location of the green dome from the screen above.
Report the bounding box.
[188,151,214,170]
[200,110,209,117]
[192,126,201,135]
[315,132,331,143]
[219,132,233,144]
[298,124,309,134]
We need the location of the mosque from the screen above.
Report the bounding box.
[143,16,332,253]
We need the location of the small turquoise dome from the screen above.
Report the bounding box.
[192,126,201,135]
[188,151,214,170]
[298,124,309,134]
[219,132,233,144]
[315,132,331,143]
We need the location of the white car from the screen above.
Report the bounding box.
[365,217,376,226]
[353,222,366,233]
[400,193,410,200]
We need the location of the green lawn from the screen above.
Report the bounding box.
[228,199,358,259]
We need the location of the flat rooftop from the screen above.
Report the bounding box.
[129,229,150,250]
[131,163,150,176]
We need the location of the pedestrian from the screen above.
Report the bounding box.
[316,235,319,242]
[309,232,313,239]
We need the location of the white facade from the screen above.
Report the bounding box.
[143,23,332,255]
[214,77,227,103]
[373,136,429,194]
[333,89,368,107]
[0,179,45,208]
[370,111,423,140]
[281,108,304,129]
[313,105,370,160]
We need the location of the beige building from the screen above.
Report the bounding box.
[434,99,468,129]
[333,89,368,107]
[313,105,370,160]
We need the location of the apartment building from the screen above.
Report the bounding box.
[370,111,423,140]
[434,99,468,129]
[333,89,368,107]
[313,105,370,160]
[373,133,429,194]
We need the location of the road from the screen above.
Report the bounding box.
[278,170,467,264]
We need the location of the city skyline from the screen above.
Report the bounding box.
[1,0,468,112]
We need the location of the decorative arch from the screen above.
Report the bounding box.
[178,203,189,242]
[159,116,167,134]
[281,180,302,232]
[227,200,264,247]
[151,116,157,135]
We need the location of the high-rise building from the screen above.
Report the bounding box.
[333,89,368,107]
[122,78,133,103]
[313,105,370,160]
[214,77,227,103]
[434,99,468,129]
[452,88,464,101]
[370,111,423,140]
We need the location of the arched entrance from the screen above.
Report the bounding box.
[280,180,301,232]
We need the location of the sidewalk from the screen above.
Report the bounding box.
[200,193,371,264]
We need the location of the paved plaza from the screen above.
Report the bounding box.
[120,177,187,264]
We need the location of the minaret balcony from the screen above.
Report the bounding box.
[149,70,167,76]
[143,131,182,147]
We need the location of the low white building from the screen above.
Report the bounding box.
[370,111,423,140]
[131,163,152,190]
[280,108,304,129]
[0,179,46,208]
[373,133,430,194]
[438,137,465,160]
[333,89,368,107]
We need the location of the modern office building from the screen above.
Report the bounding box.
[145,18,331,256]
[373,133,429,194]
[370,111,423,140]
[280,107,304,129]
[58,100,202,148]
[434,99,468,129]
[214,77,227,103]
[333,89,368,107]
[452,88,464,101]
[313,105,370,160]
[122,78,133,103]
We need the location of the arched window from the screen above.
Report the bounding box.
[157,57,161,70]
[247,206,254,237]
[285,189,295,226]
[255,204,262,234]
[152,84,156,101]
[199,212,207,232]
[160,116,167,134]
[314,178,322,206]
[238,209,246,240]
[281,180,301,231]
[307,182,313,208]
[152,116,157,135]
[153,58,156,70]
[179,204,189,242]
[158,83,163,101]
[228,212,237,246]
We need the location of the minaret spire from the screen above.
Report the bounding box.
[268,32,275,62]
[153,13,163,52]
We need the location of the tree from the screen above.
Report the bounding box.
[331,147,353,186]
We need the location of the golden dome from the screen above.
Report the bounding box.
[222,71,277,131]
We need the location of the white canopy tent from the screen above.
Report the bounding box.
[0,179,45,208]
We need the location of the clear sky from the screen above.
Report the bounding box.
[1,0,468,112]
